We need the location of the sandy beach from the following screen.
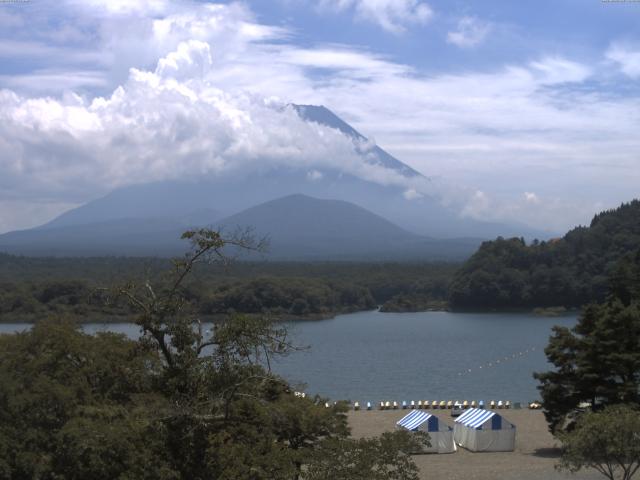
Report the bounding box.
[348,409,602,480]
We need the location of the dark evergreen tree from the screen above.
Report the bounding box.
[534,250,640,433]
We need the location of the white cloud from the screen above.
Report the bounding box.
[529,57,592,84]
[0,40,424,219]
[319,0,433,33]
[0,1,639,234]
[461,190,490,219]
[524,192,540,205]
[403,188,422,200]
[307,170,324,181]
[606,43,640,79]
[447,16,491,48]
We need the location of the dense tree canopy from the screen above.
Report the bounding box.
[449,200,640,309]
[534,250,640,433]
[557,404,640,480]
[0,229,425,479]
[0,255,457,322]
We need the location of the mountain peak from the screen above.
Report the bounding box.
[292,104,423,178]
[292,104,365,141]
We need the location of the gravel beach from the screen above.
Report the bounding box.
[348,409,603,480]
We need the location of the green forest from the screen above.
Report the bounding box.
[449,200,640,310]
[0,255,456,322]
[0,230,427,479]
[1,200,639,323]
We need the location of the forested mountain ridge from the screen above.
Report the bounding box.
[0,254,457,322]
[449,200,640,309]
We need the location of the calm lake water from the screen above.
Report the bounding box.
[0,310,577,404]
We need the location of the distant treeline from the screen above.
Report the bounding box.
[3,199,638,320]
[449,200,640,309]
[0,256,457,322]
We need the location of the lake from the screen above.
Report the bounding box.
[0,310,577,404]
[275,310,577,404]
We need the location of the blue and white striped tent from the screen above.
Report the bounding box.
[396,410,456,453]
[453,408,515,452]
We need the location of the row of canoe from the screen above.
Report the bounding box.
[352,400,513,411]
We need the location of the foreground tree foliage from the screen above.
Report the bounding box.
[557,405,640,480]
[0,229,423,479]
[535,250,640,433]
[306,431,428,480]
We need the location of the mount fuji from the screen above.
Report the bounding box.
[0,105,547,259]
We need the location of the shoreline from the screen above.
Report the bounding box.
[0,305,581,324]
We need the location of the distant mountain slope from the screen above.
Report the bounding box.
[216,194,481,260]
[0,218,187,257]
[449,200,640,309]
[27,104,546,240]
[0,194,482,260]
[292,105,422,177]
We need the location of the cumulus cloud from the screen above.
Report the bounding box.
[0,0,639,234]
[606,43,640,79]
[0,39,425,211]
[524,192,540,205]
[319,0,433,33]
[447,16,491,48]
[403,188,423,200]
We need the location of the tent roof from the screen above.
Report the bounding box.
[397,410,434,431]
[454,408,498,429]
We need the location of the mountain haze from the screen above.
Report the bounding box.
[0,195,481,259]
[216,194,481,260]
[0,105,549,258]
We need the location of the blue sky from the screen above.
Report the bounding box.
[0,0,639,233]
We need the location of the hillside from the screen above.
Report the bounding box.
[19,104,544,241]
[448,200,640,309]
[216,194,481,260]
[0,194,481,260]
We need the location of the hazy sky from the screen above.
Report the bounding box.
[0,0,639,233]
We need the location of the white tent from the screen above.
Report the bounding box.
[396,410,456,453]
[453,408,515,452]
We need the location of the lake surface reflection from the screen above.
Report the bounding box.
[274,310,577,403]
[0,310,577,403]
